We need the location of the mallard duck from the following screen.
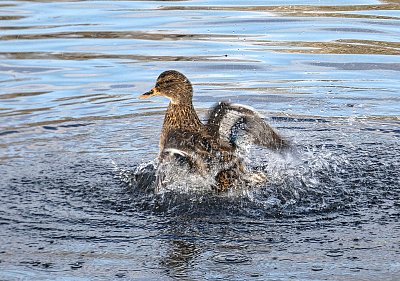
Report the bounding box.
[139,70,288,192]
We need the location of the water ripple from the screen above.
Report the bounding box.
[1,1,400,280]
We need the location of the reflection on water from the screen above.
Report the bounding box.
[162,240,201,279]
[1,0,400,280]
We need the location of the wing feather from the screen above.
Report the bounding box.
[206,102,288,150]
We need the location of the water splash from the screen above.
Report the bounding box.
[114,141,351,217]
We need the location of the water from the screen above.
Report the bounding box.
[1,0,399,280]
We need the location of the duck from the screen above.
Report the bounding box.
[139,70,288,192]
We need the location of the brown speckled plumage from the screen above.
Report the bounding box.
[139,70,288,192]
[160,103,203,153]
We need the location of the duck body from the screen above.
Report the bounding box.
[139,70,288,192]
[160,102,241,192]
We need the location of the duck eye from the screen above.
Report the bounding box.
[157,79,174,87]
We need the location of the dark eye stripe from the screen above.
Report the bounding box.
[157,79,175,86]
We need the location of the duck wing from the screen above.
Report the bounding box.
[160,128,237,171]
[160,129,213,173]
[206,102,288,151]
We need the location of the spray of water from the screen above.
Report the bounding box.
[113,141,350,217]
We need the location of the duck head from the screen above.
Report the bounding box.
[139,70,193,105]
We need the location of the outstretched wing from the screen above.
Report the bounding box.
[206,102,288,151]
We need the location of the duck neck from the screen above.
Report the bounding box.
[159,102,204,152]
[163,102,203,131]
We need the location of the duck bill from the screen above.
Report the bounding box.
[139,87,159,99]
